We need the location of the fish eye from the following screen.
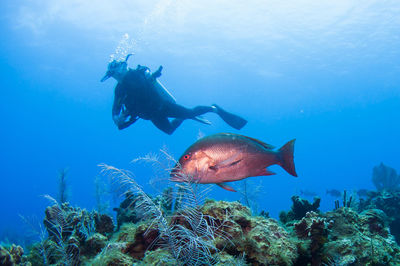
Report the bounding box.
[183,154,190,160]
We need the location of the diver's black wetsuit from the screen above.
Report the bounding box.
[112,66,215,134]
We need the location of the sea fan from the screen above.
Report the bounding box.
[19,215,51,265]
[237,179,265,214]
[100,154,229,265]
[42,195,80,266]
[77,212,97,240]
[99,164,167,233]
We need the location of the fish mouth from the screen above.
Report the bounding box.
[170,166,194,183]
[170,176,182,182]
[170,174,187,183]
[170,166,182,182]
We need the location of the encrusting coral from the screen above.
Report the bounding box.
[293,211,331,265]
[359,189,400,244]
[113,192,142,230]
[282,206,400,265]
[0,244,29,266]
[279,195,321,224]
[84,242,134,266]
[113,188,174,231]
[25,196,115,266]
[322,207,400,265]
[202,200,299,265]
[113,222,158,260]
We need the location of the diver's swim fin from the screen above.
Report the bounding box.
[212,104,247,130]
[192,116,212,125]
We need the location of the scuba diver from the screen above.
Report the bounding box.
[101,54,247,135]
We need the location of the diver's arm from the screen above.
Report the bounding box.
[112,89,139,129]
[112,86,129,128]
[113,108,138,130]
[112,95,123,125]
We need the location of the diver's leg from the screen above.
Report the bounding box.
[164,102,213,118]
[163,102,247,129]
[163,103,213,125]
[170,118,185,130]
[151,116,184,135]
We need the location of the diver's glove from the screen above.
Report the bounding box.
[113,113,129,126]
[151,66,163,79]
[114,113,138,130]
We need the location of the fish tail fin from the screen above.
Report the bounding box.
[278,139,298,177]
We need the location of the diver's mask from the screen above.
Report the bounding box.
[101,54,132,82]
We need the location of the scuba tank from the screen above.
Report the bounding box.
[106,54,176,104]
[142,66,176,104]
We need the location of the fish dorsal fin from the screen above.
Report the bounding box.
[218,133,275,150]
[240,135,275,150]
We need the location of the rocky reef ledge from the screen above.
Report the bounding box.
[3,195,399,266]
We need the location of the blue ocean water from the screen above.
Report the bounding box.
[0,0,399,245]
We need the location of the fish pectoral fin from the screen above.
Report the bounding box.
[265,169,276,175]
[217,183,237,192]
[210,159,242,171]
[257,168,276,176]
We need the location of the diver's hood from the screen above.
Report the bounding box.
[101,54,133,82]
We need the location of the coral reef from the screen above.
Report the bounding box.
[44,200,114,241]
[135,249,174,265]
[113,188,173,231]
[94,214,114,236]
[7,163,400,265]
[113,192,142,230]
[322,207,400,265]
[279,195,321,224]
[25,196,115,266]
[80,233,107,257]
[114,222,158,260]
[359,189,400,244]
[281,207,400,265]
[101,164,225,265]
[293,211,331,265]
[202,200,299,265]
[334,189,354,210]
[372,163,400,191]
[12,194,400,266]
[0,244,29,266]
[84,243,134,266]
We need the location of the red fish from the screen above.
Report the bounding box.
[171,133,297,192]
